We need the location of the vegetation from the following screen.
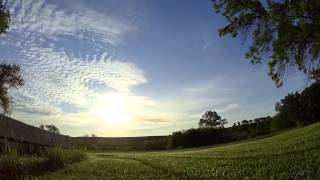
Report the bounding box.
[69,136,168,151]
[0,147,86,179]
[212,0,320,86]
[0,0,10,34]
[199,111,227,128]
[171,116,272,148]
[272,80,320,131]
[171,80,320,149]
[36,122,320,179]
[0,0,23,116]
[0,63,24,115]
[39,124,60,134]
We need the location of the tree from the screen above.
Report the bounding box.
[212,0,320,87]
[45,124,60,134]
[39,124,45,130]
[300,80,320,123]
[0,64,24,115]
[272,80,320,131]
[0,1,23,115]
[199,111,227,128]
[0,0,10,34]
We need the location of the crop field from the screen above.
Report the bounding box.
[33,122,320,179]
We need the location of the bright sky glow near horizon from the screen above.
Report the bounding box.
[0,0,306,137]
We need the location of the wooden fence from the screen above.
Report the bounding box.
[0,114,69,152]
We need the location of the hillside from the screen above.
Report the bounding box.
[38,122,320,179]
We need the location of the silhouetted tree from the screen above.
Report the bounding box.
[0,64,24,115]
[212,0,320,87]
[39,124,45,130]
[241,120,249,125]
[300,80,320,124]
[0,0,10,34]
[272,80,320,131]
[45,124,60,134]
[199,111,227,128]
[0,1,23,115]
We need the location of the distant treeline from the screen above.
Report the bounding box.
[145,81,320,150]
[169,116,272,149]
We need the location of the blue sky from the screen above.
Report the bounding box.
[0,0,305,136]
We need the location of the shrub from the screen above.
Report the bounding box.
[42,148,87,170]
[0,147,87,179]
[171,128,230,148]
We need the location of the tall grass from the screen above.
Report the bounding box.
[42,148,87,170]
[0,147,87,179]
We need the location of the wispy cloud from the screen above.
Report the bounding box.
[8,0,136,46]
[11,47,147,116]
[0,0,146,123]
[140,118,169,123]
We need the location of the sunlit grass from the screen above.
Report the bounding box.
[36,122,320,179]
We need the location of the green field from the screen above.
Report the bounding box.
[36,123,320,179]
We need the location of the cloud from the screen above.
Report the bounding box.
[140,118,169,123]
[0,1,160,134]
[183,77,231,95]
[8,0,136,46]
[216,103,239,113]
[10,47,147,115]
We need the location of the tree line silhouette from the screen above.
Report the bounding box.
[168,80,320,149]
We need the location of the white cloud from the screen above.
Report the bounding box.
[11,47,147,113]
[8,0,136,46]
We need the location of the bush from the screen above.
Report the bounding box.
[0,147,87,179]
[143,138,169,150]
[171,128,230,148]
[42,148,87,170]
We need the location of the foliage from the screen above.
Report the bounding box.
[272,80,320,131]
[212,0,320,87]
[172,116,271,148]
[0,147,86,179]
[171,127,230,148]
[38,122,320,179]
[45,124,60,134]
[230,116,272,140]
[39,124,60,134]
[0,1,23,115]
[0,0,10,34]
[143,138,170,150]
[0,64,24,115]
[41,148,87,170]
[199,111,227,128]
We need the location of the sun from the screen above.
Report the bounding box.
[95,93,131,124]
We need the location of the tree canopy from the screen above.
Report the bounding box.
[199,111,227,128]
[0,63,23,115]
[39,124,60,134]
[0,0,10,34]
[212,0,320,87]
[272,80,320,130]
[0,0,23,115]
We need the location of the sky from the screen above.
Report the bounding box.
[0,0,306,137]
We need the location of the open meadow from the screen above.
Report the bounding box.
[1,1,320,179]
[33,122,320,179]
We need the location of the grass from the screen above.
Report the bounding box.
[0,148,87,179]
[34,122,320,179]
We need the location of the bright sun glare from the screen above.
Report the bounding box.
[96,93,131,124]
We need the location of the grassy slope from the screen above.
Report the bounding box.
[37,123,320,179]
